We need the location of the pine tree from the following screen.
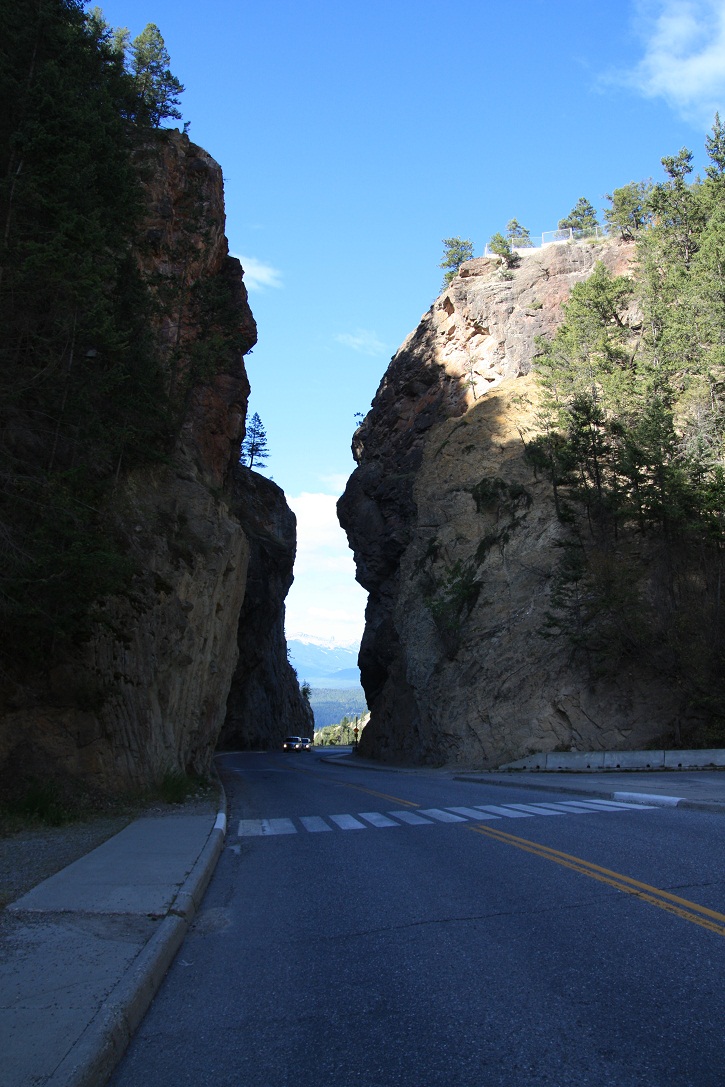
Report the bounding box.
[0,0,170,661]
[439,237,474,287]
[130,23,184,127]
[488,232,518,269]
[604,181,653,239]
[240,412,269,469]
[506,219,532,247]
[558,197,599,235]
[705,113,725,180]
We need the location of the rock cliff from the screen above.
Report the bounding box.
[220,467,315,750]
[0,131,305,796]
[339,240,680,767]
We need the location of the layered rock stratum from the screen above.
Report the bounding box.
[339,239,680,767]
[0,131,306,795]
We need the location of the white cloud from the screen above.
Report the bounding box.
[285,492,367,644]
[232,254,283,291]
[319,472,352,494]
[616,0,725,125]
[334,328,389,356]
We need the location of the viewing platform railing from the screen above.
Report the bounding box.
[483,225,608,257]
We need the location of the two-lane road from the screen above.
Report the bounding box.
[109,750,725,1087]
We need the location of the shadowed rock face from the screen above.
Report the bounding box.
[0,132,306,796]
[339,240,679,768]
[220,468,314,751]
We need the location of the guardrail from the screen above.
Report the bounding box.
[483,225,608,258]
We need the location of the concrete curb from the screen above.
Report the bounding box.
[47,783,228,1087]
[454,775,725,815]
[319,754,725,814]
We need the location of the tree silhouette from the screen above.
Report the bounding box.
[240,412,269,469]
[130,23,184,127]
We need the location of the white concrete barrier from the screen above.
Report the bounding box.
[499,749,725,771]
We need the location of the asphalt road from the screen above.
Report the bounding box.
[108,750,725,1087]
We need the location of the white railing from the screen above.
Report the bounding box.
[483,225,608,257]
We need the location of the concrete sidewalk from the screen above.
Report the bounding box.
[324,751,725,814]
[1,803,226,1087]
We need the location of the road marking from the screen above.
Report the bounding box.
[418,808,467,823]
[387,810,435,825]
[474,805,534,818]
[284,764,419,808]
[237,818,297,836]
[358,812,399,827]
[559,798,649,810]
[329,814,366,830]
[469,825,725,938]
[235,801,662,837]
[336,783,420,807]
[299,816,333,832]
[528,802,598,814]
[555,799,656,812]
[505,804,567,816]
[447,806,502,820]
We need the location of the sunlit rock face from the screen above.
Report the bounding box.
[339,240,677,768]
[0,132,305,795]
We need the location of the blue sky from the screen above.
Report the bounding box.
[97,0,725,644]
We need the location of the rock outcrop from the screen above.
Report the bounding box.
[220,467,314,750]
[0,131,306,796]
[339,240,681,768]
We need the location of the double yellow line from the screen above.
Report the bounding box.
[470,824,725,937]
[285,763,419,807]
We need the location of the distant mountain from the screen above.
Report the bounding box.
[287,636,360,689]
[307,687,368,729]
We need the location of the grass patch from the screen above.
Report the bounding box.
[157,770,209,805]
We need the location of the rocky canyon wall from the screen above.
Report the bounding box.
[220,467,314,751]
[339,240,683,768]
[0,131,305,796]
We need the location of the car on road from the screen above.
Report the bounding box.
[300,737,313,750]
[283,736,302,751]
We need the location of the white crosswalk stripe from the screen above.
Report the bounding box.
[447,806,501,820]
[299,816,332,832]
[505,804,567,816]
[235,799,660,836]
[530,802,598,814]
[358,812,399,827]
[238,818,297,836]
[557,798,656,811]
[387,810,434,825]
[329,814,366,830]
[418,808,467,823]
[473,805,533,818]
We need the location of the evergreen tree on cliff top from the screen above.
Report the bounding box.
[240,413,269,470]
[129,23,184,127]
[440,237,474,288]
[531,118,725,741]
[558,197,599,234]
[0,0,185,662]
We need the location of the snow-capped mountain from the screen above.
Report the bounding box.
[287,635,360,689]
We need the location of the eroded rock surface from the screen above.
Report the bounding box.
[339,240,676,767]
[220,468,314,751]
[0,132,305,795]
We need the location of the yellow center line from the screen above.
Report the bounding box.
[469,824,725,937]
[282,763,419,807]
